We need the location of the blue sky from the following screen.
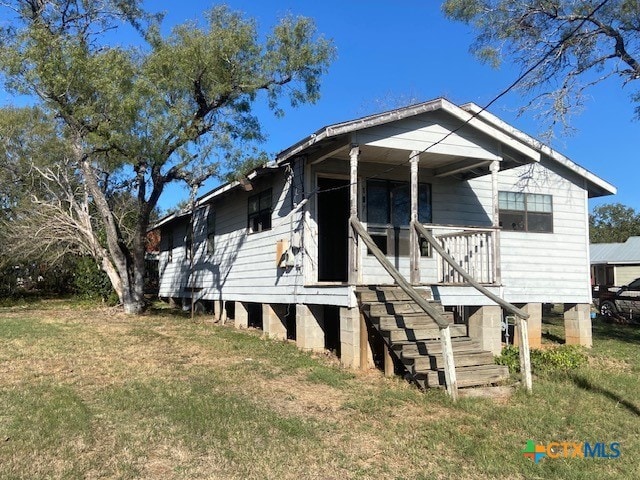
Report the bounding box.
[3,1,638,213]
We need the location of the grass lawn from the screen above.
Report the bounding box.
[0,299,638,479]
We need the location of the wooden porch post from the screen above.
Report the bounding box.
[490,160,501,284]
[348,145,360,285]
[409,151,420,284]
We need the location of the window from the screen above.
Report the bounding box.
[206,208,215,255]
[366,180,432,226]
[366,180,432,257]
[166,231,173,263]
[185,226,193,260]
[248,188,272,233]
[499,192,553,233]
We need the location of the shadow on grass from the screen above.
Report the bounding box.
[542,331,565,344]
[570,374,640,417]
[591,319,640,345]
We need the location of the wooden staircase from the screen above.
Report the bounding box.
[356,285,509,390]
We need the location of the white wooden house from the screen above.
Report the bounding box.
[154,99,615,389]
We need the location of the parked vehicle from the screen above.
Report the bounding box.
[594,277,640,322]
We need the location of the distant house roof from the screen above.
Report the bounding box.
[590,236,640,265]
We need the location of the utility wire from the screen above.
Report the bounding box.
[308,0,612,197]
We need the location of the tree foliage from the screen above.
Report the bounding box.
[589,202,640,243]
[442,0,640,135]
[0,0,334,313]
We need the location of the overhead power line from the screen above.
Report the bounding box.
[309,0,612,197]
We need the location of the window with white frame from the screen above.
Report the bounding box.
[185,225,193,260]
[166,231,173,263]
[498,192,553,233]
[248,189,272,233]
[366,180,432,256]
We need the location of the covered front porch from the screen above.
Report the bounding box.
[306,132,525,290]
[295,101,592,368]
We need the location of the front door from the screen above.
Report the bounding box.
[317,177,349,282]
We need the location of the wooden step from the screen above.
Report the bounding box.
[394,337,481,356]
[414,364,510,389]
[375,314,453,329]
[356,284,510,391]
[365,301,446,316]
[384,324,467,342]
[356,287,432,303]
[403,350,495,371]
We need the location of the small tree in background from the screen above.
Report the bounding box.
[590,203,640,244]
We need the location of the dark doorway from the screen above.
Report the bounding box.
[317,177,349,282]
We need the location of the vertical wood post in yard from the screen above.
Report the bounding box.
[348,145,360,285]
[409,152,420,284]
[359,310,369,370]
[440,325,458,401]
[518,317,533,393]
[383,343,394,377]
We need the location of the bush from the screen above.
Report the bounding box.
[72,256,115,302]
[496,344,587,375]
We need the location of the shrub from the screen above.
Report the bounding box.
[496,344,587,375]
[72,256,115,302]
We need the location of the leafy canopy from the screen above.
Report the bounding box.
[442,0,640,135]
[0,1,335,196]
[590,203,640,243]
[0,1,334,312]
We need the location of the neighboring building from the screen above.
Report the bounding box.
[591,236,640,287]
[153,99,615,387]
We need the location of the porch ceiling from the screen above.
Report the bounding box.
[323,143,499,179]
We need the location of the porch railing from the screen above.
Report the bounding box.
[412,221,533,392]
[431,225,498,285]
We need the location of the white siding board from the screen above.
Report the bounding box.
[157,122,595,308]
[493,160,591,304]
[359,114,502,161]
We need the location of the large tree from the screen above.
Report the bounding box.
[590,203,640,243]
[442,0,640,134]
[0,1,334,313]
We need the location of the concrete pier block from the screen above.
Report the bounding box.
[468,305,502,355]
[564,303,592,348]
[296,304,325,352]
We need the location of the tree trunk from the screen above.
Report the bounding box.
[122,230,148,315]
[79,154,148,315]
[100,256,123,301]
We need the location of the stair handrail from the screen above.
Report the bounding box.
[413,220,533,392]
[350,216,459,400]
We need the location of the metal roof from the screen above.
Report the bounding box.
[590,236,640,264]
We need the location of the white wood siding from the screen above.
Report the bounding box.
[158,218,190,298]
[157,159,353,307]
[199,167,304,303]
[358,111,502,161]
[158,132,594,308]
[496,159,591,304]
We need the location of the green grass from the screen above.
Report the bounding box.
[0,300,638,479]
